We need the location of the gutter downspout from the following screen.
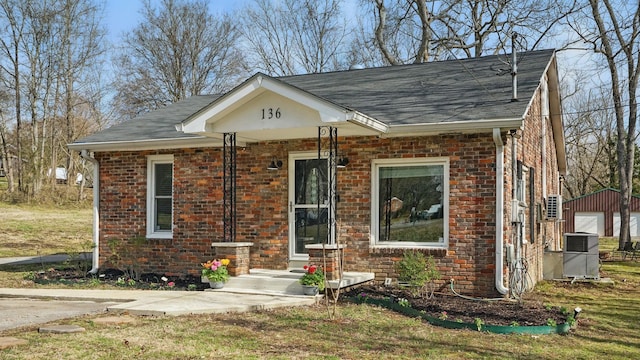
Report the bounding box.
[81,150,99,274]
[493,128,509,295]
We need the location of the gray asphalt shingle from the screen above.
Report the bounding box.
[73,49,554,147]
[279,50,552,125]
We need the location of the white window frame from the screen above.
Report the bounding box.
[370,157,449,248]
[146,154,174,239]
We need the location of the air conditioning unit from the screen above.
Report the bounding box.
[546,195,562,220]
[563,233,599,279]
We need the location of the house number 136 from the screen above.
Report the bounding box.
[261,108,281,120]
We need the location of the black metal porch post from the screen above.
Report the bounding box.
[223,133,237,243]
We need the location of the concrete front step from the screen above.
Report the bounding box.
[223,269,306,295]
[216,269,375,296]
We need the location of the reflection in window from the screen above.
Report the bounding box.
[147,154,173,238]
[377,163,445,244]
[295,159,327,205]
[294,208,328,253]
[292,158,329,254]
[154,163,173,231]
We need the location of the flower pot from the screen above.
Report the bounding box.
[209,281,224,289]
[302,285,319,296]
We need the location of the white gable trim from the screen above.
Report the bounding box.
[177,73,388,140]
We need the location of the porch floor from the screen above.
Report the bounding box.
[217,269,375,296]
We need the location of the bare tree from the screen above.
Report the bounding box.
[0,84,15,192]
[367,0,578,65]
[241,0,350,75]
[0,0,26,192]
[563,86,616,198]
[568,1,640,249]
[442,0,578,57]
[371,0,449,64]
[0,0,105,197]
[113,0,244,118]
[57,0,105,188]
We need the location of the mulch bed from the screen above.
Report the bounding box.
[342,285,569,326]
[32,267,208,291]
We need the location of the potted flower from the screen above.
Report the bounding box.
[299,264,325,295]
[201,258,230,288]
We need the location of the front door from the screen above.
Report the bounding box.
[288,153,329,261]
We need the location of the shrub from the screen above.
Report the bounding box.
[396,250,441,298]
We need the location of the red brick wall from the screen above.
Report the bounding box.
[94,120,561,295]
[96,149,222,277]
[334,134,499,296]
[502,86,563,291]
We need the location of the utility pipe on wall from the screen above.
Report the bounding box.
[493,128,508,295]
[80,150,100,274]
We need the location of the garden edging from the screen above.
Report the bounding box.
[349,297,572,335]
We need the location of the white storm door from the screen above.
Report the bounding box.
[288,153,329,260]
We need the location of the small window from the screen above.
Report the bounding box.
[147,155,173,238]
[371,158,448,248]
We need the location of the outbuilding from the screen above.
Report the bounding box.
[563,188,640,237]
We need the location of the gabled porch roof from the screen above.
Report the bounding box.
[176,73,388,143]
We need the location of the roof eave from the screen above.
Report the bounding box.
[382,118,524,137]
[547,54,567,176]
[67,136,223,152]
[347,111,389,134]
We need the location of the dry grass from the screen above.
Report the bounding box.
[0,260,639,360]
[0,259,638,359]
[1,202,639,358]
[0,202,92,257]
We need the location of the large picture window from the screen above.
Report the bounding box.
[372,158,448,247]
[147,155,173,238]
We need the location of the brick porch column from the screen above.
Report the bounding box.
[210,242,253,276]
[306,244,345,281]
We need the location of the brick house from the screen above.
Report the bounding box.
[69,49,566,297]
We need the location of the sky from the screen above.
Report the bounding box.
[104,0,250,41]
[101,0,587,97]
[103,0,360,43]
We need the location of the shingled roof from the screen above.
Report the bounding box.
[70,49,556,151]
[279,49,554,125]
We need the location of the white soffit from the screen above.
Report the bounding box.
[177,74,387,142]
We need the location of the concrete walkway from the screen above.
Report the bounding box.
[0,253,92,266]
[0,287,318,317]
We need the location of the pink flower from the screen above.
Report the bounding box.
[167,282,175,287]
[211,265,218,271]
[213,260,221,267]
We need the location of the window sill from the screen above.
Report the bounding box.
[370,245,447,257]
[372,243,447,249]
[146,232,172,240]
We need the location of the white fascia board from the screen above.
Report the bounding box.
[179,78,264,133]
[347,111,389,133]
[382,118,524,137]
[67,136,228,152]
